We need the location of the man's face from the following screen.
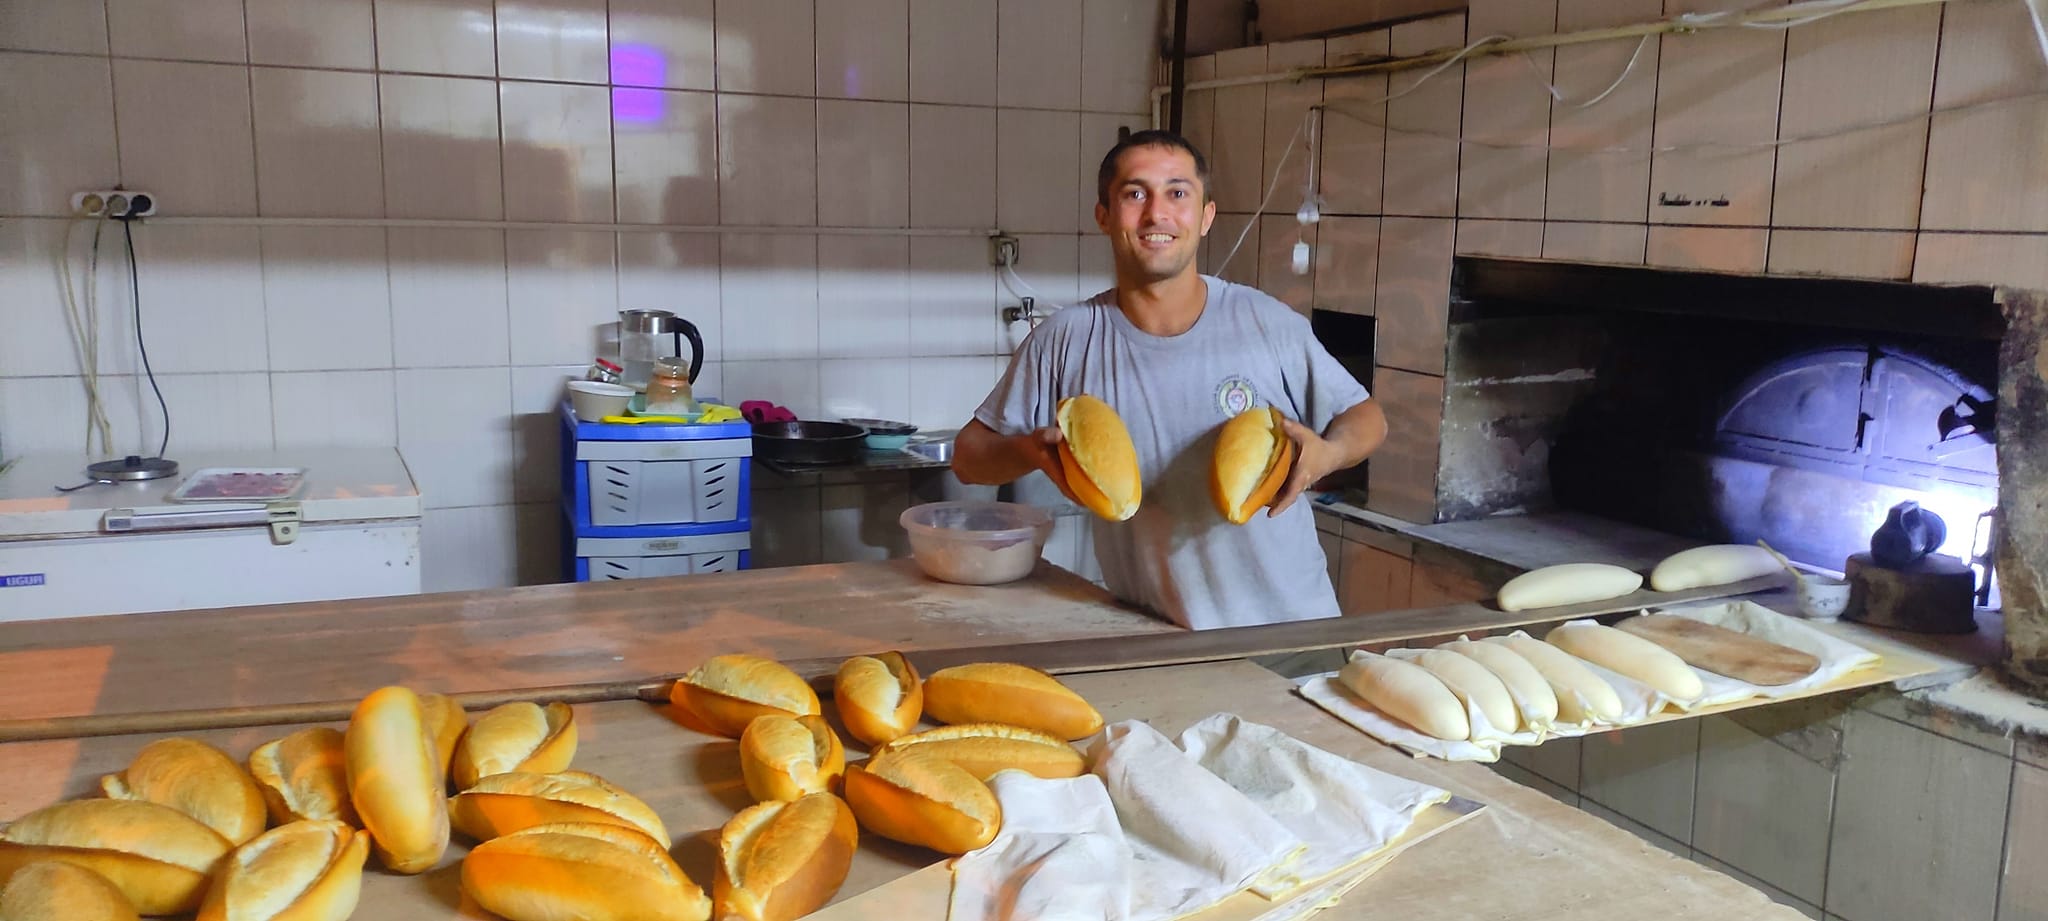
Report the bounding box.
[1095,144,1216,285]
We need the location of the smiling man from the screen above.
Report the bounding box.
[952,129,1388,629]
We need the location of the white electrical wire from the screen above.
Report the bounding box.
[57,218,114,456]
[1520,34,1652,110]
[999,260,1070,312]
[1214,107,1311,276]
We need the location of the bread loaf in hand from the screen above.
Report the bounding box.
[0,799,232,915]
[1211,405,1296,525]
[714,793,858,921]
[1056,395,1142,521]
[921,663,1103,741]
[670,654,822,739]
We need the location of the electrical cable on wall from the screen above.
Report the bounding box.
[58,218,116,455]
[121,219,171,460]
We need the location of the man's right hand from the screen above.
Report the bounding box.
[952,420,1080,505]
[1014,426,1078,503]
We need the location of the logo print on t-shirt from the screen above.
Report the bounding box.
[1215,376,1257,417]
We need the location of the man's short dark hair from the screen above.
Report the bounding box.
[1095,129,1211,207]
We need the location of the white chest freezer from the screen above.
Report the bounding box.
[0,448,421,622]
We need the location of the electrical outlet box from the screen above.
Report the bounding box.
[989,233,1019,268]
[71,189,159,219]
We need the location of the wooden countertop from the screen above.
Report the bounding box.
[0,559,1174,725]
[0,660,1807,919]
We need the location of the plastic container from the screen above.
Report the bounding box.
[567,381,633,421]
[900,501,1053,585]
[844,418,917,451]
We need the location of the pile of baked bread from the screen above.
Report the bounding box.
[0,653,1103,921]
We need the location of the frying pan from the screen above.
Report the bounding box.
[752,421,868,466]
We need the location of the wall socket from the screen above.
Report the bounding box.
[989,233,1020,268]
[72,190,159,219]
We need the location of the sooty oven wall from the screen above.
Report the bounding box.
[1311,309,1376,494]
[1439,257,2004,579]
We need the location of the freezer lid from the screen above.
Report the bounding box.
[0,447,421,538]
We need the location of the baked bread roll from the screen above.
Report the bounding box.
[450,701,578,790]
[714,793,858,921]
[1411,648,1519,734]
[739,715,846,804]
[1483,635,1625,723]
[1495,562,1644,612]
[101,738,268,846]
[418,692,470,782]
[921,663,1104,741]
[1055,395,1141,521]
[1547,622,1705,700]
[460,822,710,921]
[449,771,671,847]
[344,685,450,874]
[1337,653,1470,740]
[249,727,357,827]
[833,652,922,747]
[1444,638,1560,730]
[0,860,139,921]
[870,723,1084,781]
[843,749,1000,854]
[0,799,232,915]
[1211,406,1297,525]
[1649,544,1782,592]
[195,819,368,921]
[670,654,822,739]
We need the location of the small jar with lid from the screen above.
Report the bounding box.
[644,356,696,415]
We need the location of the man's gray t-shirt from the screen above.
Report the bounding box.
[974,275,1371,630]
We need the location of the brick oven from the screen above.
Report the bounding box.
[1403,256,2047,692]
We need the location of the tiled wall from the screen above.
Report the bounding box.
[0,0,1159,590]
[1491,689,2045,921]
[1190,0,2048,525]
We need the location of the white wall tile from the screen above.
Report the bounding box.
[910,105,997,229]
[1320,30,1387,217]
[1384,14,1465,218]
[1077,233,1114,298]
[2003,762,2048,921]
[1921,0,2048,232]
[388,228,509,368]
[1260,215,1313,314]
[260,227,393,372]
[514,502,564,585]
[0,53,117,216]
[1000,109,1083,234]
[0,221,98,378]
[1826,710,2010,921]
[1772,4,1938,230]
[718,94,818,226]
[750,484,822,567]
[821,481,911,562]
[820,358,912,424]
[1547,0,1660,223]
[108,0,244,63]
[1180,56,1217,179]
[818,101,910,227]
[124,224,268,374]
[1503,734,1581,790]
[500,81,613,223]
[0,0,109,54]
[1914,232,2048,291]
[252,68,384,219]
[510,363,581,503]
[505,230,617,366]
[1649,3,1783,226]
[1645,226,1769,274]
[909,0,996,106]
[715,0,815,96]
[1541,221,1647,264]
[1694,713,1838,907]
[248,0,375,69]
[1767,230,1914,281]
[1076,113,1145,233]
[1373,216,1454,375]
[421,505,520,592]
[380,75,503,220]
[396,367,513,509]
[722,359,821,419]
[817,0,909,100]
[1263,40,1324,219]
[1580,720,1698,843]
[613,88,719,225]
[720,234,818,361]
[0,376,92,456]
[374,0,497,77]
[908,356,996,430]
[1312,216,1377,315]
[113,60,257,217]
[270,370,398,448]
[1206,212,1258,287]
[1012,233,1081,307]
[818,235,909,360]
[1081,0,1160,114]
[152,373,276,452]
[616,233,721,367]
[1459,0,1554,221]
[609,0,716,90]
[909,236,997,357]
[1209,47,1266,214]
[999,0,1082,110]
[496,0,609,83]
[1455,219,1544,258]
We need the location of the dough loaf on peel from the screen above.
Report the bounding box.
[1412,648,1519,734]
[1495,563,1644,612]
[1444,639,1559,730]
[1648,544,1782,592]
[1482,635,1624,724]
[1547,622,1705,701]
[1337,653,1471,741]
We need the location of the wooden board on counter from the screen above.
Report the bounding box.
[0,560,1174,725]
[0,660,1809,920]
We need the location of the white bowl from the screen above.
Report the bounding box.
[567,380,633,422]
[1795,573,1852,619]
[900,501,1054,585]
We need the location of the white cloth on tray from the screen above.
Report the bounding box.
[948,772,1133,921]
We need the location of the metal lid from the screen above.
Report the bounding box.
[87,455,179,482]
[621,308,679,333]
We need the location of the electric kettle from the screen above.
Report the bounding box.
[617,309,704,392]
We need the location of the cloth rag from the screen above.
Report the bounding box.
[949,772,1134,921]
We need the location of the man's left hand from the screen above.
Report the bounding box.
[1268,417,1341,517]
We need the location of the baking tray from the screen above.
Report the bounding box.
[167,467,308,502]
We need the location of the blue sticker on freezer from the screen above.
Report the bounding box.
[2,573,46,588]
